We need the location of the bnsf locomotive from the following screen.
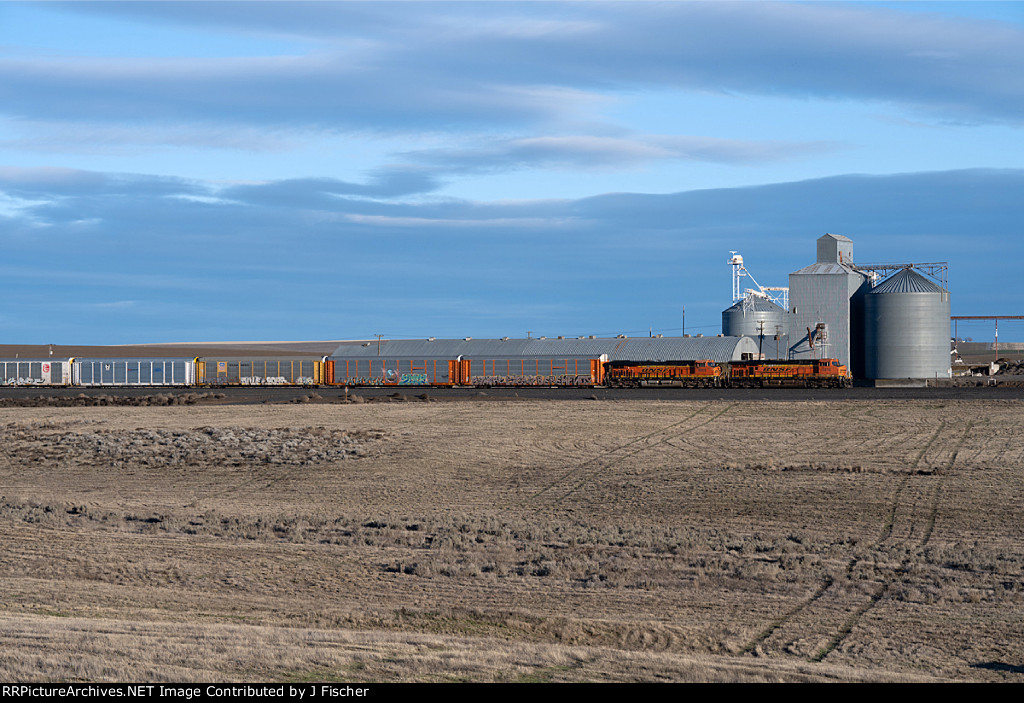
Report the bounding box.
[605,358,850,388]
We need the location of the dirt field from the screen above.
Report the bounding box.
[0,399,1022,682]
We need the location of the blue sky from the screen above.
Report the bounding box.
[1,1,1022,344]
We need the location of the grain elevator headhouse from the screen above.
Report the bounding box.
[788,233,871,375]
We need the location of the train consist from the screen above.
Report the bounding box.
[0,357,320,388]
[2,355,850,388]
[605,358,850,388]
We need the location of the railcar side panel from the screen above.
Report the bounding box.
[197,358,323,386]
[0,359,71,386]
[467,357,603,387]
[72,359,196,387]
[327,358,457,386]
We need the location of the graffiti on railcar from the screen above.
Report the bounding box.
[339,376,388,386]
[3,377,46,386]
[239,376,289,385]
[469,374,594,387]
[335,374,431,386]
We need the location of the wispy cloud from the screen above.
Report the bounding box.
[341,213,580,229]
[403,134,841,173]
[4,2,1023,135]
[0,120,297,154]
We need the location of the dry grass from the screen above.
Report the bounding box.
[0,399,1022,682]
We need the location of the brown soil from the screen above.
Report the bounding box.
[0,400,1021,682]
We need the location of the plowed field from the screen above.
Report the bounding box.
[1,400,1021,682]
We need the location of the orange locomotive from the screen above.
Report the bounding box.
[726,358,850,388]
[604,358,850,388]
[604,359,722,388]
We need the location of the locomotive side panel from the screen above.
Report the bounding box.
[726,359,850,387]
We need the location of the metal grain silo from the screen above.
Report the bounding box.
[789,234,872,373]
[722,296,789,339]
[864,268,950,379]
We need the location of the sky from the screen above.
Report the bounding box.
[1,1,1022,345]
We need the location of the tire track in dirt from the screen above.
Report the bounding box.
[811,419,950,663]
[182,462,312,510]
[920,421,973,549]
[740,576,835,656]
[741,419,949,663]
[878,420,946,544]
[532,403,737,507]
[809,583,889,663]
[528,404,711,502]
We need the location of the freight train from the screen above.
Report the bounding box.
[1,355,850,388]
[0,357,322,387]
[604,359,850,388]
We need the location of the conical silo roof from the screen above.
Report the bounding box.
[870,268,945,294]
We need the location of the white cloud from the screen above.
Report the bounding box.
[403,133,841,173]
[0,120,295,154]
[342,213,580,229]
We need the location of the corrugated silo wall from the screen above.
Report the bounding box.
[865,289,951,379]
[849,285,867,379]
[789,271,870,371]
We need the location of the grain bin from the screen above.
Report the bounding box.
[864,268,951,379]
[722,296,789,339]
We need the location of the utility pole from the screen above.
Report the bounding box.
[757,320,765,359]
[952,317,1024,363]
[375,334,384,355]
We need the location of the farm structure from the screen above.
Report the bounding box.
[725,234,952,381]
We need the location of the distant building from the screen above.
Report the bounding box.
[788,233,871,373]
